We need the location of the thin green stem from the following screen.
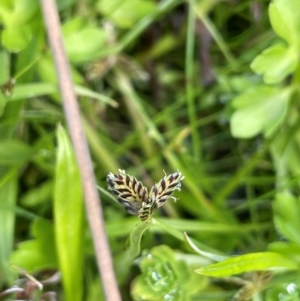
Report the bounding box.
[186,0,201,161]
[193,3,237,68]
[14,56,40,80]
[114,70,159,159]
[215,138,272,207]
[97,0,183,58]
[115,221,150,283]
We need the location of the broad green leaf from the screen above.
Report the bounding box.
[195,252,297,277]
[2,26,32,52]
[273,193,300,244]
[0,0,39,28]
[269,0,300,49]
[54,125,83,301]
[251,44,297,84]
[10,218,58,272]
[230,86,290,138]
[97,0,155,28]
[0,139,35,165]
[62,18,107,63]
[0,172,17,283]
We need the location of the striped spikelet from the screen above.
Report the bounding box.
[107,170,184,221]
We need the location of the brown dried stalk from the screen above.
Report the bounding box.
[39,1,121,300]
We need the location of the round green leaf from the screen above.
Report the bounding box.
[0,0,39,28]
[2,26,32,52]
[251,44,297,84]
[269,0,300,48]
[62,19,107,63]
[10,219,58,272]
[230,86,290,138]
[97,0,155,28]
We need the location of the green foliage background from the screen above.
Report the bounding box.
[1,0,300,300]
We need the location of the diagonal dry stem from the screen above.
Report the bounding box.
[39,1,121,300]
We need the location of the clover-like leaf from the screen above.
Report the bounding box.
[10,218,58,272]
[230,86,290,138]
[96,0,155,29]
[269,0,300,48]
[251,44,297,84]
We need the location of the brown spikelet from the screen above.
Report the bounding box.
[149,171,184,208]
[107,169,148,215]
[107,169,184,221]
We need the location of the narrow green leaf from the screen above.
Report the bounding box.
[269,242,300,262]
[54,125,83,301]
[273,193,300,244]
[124,220,150,252]
[0,50,10,84]
[2,26,32,52]
[74,86,118,108]
[115,220,150,283]
[195,252,297,277]
[152,218,222,254]
[6,83,117,107]
[0,172,17,283]
[20,181,53,207]
[0,139,35,165]
[183,232,227,262]
[97,0,155,29]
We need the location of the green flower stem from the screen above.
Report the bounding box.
[114,70,159,159]
[82,118,119,172]
[215,138,273,207]
[192,3,237,68]
[186,0,201,162]
[115,220,151,283]
[152,218,221,254]
[97,0,183,58]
